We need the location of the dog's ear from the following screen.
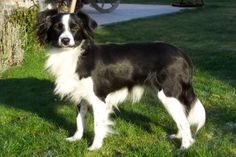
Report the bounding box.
[76,11,97,39]
[37,9,58,44]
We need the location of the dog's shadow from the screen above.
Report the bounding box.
[0,77,75,132]
[115,108,172,134]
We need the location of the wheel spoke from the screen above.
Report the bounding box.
[98,0,105,8]
[101,2,105,8]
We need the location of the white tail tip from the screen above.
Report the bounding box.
[188,99,206,134]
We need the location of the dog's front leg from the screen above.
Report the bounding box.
[66,101,88,142]
[88,97,113,151]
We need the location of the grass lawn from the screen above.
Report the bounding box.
[1,0,236,156]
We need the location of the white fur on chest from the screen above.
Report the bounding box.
[46,47,84,102]
[46,47,81,77]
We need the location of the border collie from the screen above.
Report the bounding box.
[37,8,206,151]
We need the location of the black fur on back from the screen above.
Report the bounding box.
[77,42,197,111]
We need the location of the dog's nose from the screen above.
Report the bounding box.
[61,37,70,45]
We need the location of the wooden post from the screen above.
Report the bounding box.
[69,0,77,13]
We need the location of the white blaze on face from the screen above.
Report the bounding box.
[59,14,75,47]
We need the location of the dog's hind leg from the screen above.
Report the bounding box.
[169,99,206,139]
[157,90,195,150]
[66,101,88,142]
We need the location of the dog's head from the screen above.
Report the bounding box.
[37,9,97,48]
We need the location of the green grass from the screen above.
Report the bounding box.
[1,1,236,156]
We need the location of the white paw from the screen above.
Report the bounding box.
[169,133,182,139]
[180,138,195,150]
[87,140,103,151]
[65,136,82,142]
[88,145,101,151]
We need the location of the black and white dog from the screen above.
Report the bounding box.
[37,8,206,150]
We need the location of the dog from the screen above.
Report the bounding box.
[37,8,206,151]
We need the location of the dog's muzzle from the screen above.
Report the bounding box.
[61,37,70,46]
[58,32,75,47]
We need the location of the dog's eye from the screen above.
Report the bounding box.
[70,23,80,31]
[54,23,63,30]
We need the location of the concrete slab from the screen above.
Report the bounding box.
[81,4,183,25]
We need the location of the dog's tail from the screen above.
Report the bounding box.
[181,83,206,134]
[187,98,206,134]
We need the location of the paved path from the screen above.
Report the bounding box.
[82,4,183,25]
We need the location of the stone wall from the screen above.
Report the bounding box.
[0,0,36,8]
